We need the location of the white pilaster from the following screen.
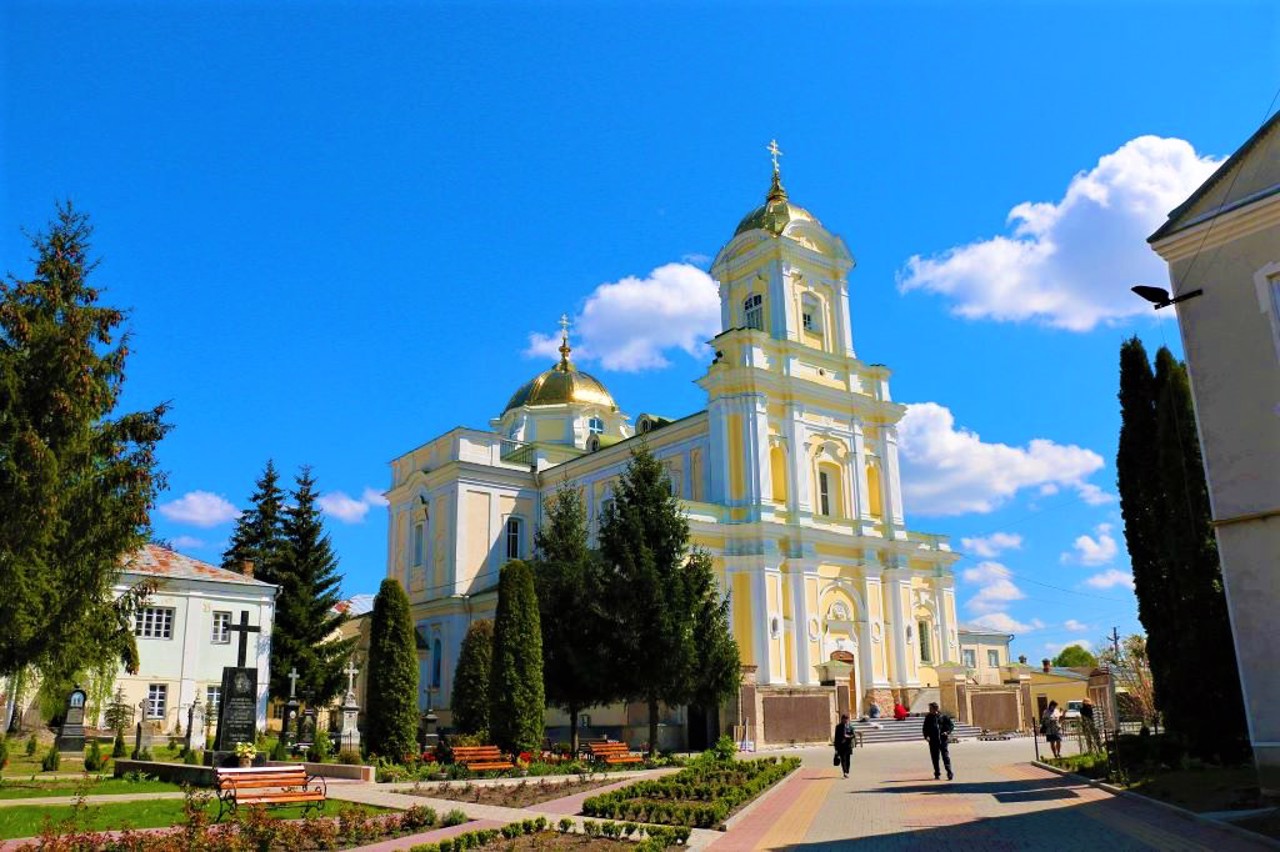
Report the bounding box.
[931,575,954,664]
[884,428,907,530]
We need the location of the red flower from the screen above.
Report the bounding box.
[518,751,532,762]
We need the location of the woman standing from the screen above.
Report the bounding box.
[1043,701,1063,759]
[833,713,855,778]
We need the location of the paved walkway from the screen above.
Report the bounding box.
[708,740,1274,850]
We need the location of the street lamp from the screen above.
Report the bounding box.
[1131,285,1203,310]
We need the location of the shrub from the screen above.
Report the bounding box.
[442,808,468,827]
[488,561,545,754]
[337,750,363,765]
[558,817,574,833]
[452,620,494,738]
[41,744,61,771]
[183,749,200,766]
[0,737,8,774]
[366,578,420,762]
[26,734,38,756]
[309,728,332,763]
[112,731,127,758]
[401,804,438,831]
[133,748,154,762]
[271,738,289,761]
[84,740,106,772]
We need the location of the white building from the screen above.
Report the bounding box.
[4,545,278,736]
[1149,111,1280,795]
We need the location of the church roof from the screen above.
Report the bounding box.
[504,332,617,414]
[733,168,823,238]
[124,543,276,588]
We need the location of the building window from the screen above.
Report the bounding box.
[211,611,231,644]
[588,416,604,435]
[962,649,976,668]
[146,684,167,719]
[135,607,174,639]
[818,471,831,516]
[743,294,764,331]
[412,522,425,567]
[432,638,443,689]
[988,650,1000,668]
[206,685,221,717]
[801,294,822,334]
[918,620,933,663]
[506,517,523,560]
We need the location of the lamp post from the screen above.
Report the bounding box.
[422,686,439,750]
[1131,285,1203,310]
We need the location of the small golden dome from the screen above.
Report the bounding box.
[734,167,823,238]
[504,330,617,413]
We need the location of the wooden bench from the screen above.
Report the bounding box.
[452,745,515,772]
[215,764,326,821]
[587,741,642,765]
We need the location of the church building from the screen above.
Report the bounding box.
[384,153,960,747]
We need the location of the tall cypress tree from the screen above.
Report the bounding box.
[271,467,353,705]
[365,578,419,761]
[535,483,614,754]
[0,203,171,682]
[599,443,696,756]
[221,460,285,581]
[451,619,494,738]
[489,560,544,754]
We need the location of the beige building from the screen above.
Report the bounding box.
[957,624,1013,685]
[1149,112,1280,794]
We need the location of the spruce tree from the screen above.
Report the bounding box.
[685,549,741,713]
[221,460,285,581]
[535,484,614,754]
[599,443,696,756]
[451,619,493,738]
[365,578,419,761]
[0,203,171,681]
[271,467,353,705]
[489,560,545,754]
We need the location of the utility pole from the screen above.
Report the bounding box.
[1109,627,1121,658]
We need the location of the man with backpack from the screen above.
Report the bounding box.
[922,701,954,780]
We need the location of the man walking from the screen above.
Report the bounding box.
[833,713,855,778]
[922,702,954,780]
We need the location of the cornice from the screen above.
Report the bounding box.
[1151,187,1280,262]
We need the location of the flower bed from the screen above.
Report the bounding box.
[581,755,799,828]
[401,776,620,808]
[409,817,691,852]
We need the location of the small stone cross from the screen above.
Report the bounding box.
[344,659,359,697]
[287,666,300,699]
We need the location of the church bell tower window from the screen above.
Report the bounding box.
[818,470,832,516]
[744,294,764,331]
[588,416,604,435]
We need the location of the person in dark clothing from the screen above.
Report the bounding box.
[922,702,954,780]
[833,713,855,778]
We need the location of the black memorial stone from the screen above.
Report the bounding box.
[214,667,258,752]
[57,687,87,753]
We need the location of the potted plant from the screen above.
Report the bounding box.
[234,741,257,768]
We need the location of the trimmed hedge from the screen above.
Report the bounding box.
[582,754,800,827]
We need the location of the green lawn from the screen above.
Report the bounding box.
[0,778,181,800]
[0,798,384,840]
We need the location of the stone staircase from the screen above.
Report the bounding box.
[850,717,984,745]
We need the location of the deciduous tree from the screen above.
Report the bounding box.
[365,578,419,761]
[1051,645,1097,668]
[0,203,170,682]
[489,560,544,754]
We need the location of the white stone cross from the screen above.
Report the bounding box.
[344,659,359,697]
[287,666,300,699]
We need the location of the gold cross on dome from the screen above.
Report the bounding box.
[767,139,783,172]
[558,313,571,338]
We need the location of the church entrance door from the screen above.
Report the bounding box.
[686,704,719,752]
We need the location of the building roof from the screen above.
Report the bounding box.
[503,336,617,415]
[333,593,376,618]
[124,543,276,588]
[958,623,1014,639]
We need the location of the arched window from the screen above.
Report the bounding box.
[431,637,442,688]
[588,416,604,435]
[505,517,523,560]
[743,294,764,331]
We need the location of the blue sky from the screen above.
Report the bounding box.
[4,1,1277,662]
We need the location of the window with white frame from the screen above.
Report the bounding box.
[801,294,822,334]
[211,611,231,644]
[743,294,764,331]
[962,649,977,668]
[135,607,175,639]
[818,470,832,516]
[988,650,1000,668]
[206,685,221,717]
[506,517,523,560]
[588,416,604,435]
[412,522,425,567]
[146,684,167,719]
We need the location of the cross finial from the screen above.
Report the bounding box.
[558,313,571,338]
[765,139,787,202]
[767,139,783,173]
[557,313,573,368]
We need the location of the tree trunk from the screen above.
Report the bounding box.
[648,697,659,758]
[569,706,580,756]
[6,670,24,733]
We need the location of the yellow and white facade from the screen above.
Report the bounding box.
[384,162,960,730]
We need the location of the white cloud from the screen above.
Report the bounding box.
[1062,523,1119,566]
[1085,568,1135,590]
[898,402,1107,516]
[962,561,1025,614]
[898,136,1221,331]
[525,263,721,372]
[1075,483,1114,506]
[170,535,206,549]
[961,532,1023,558]
[158,491,240,528]
[318,487,389,524]
[972,612,1044,634]
[1064,619,1090,633]
[1045,639,1094,654]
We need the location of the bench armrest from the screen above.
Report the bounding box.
[306,773,328,798]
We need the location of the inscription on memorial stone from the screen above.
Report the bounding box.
[214,667,257,751]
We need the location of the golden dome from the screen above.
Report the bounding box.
[734,168,823,238]
[504,336,617,413]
